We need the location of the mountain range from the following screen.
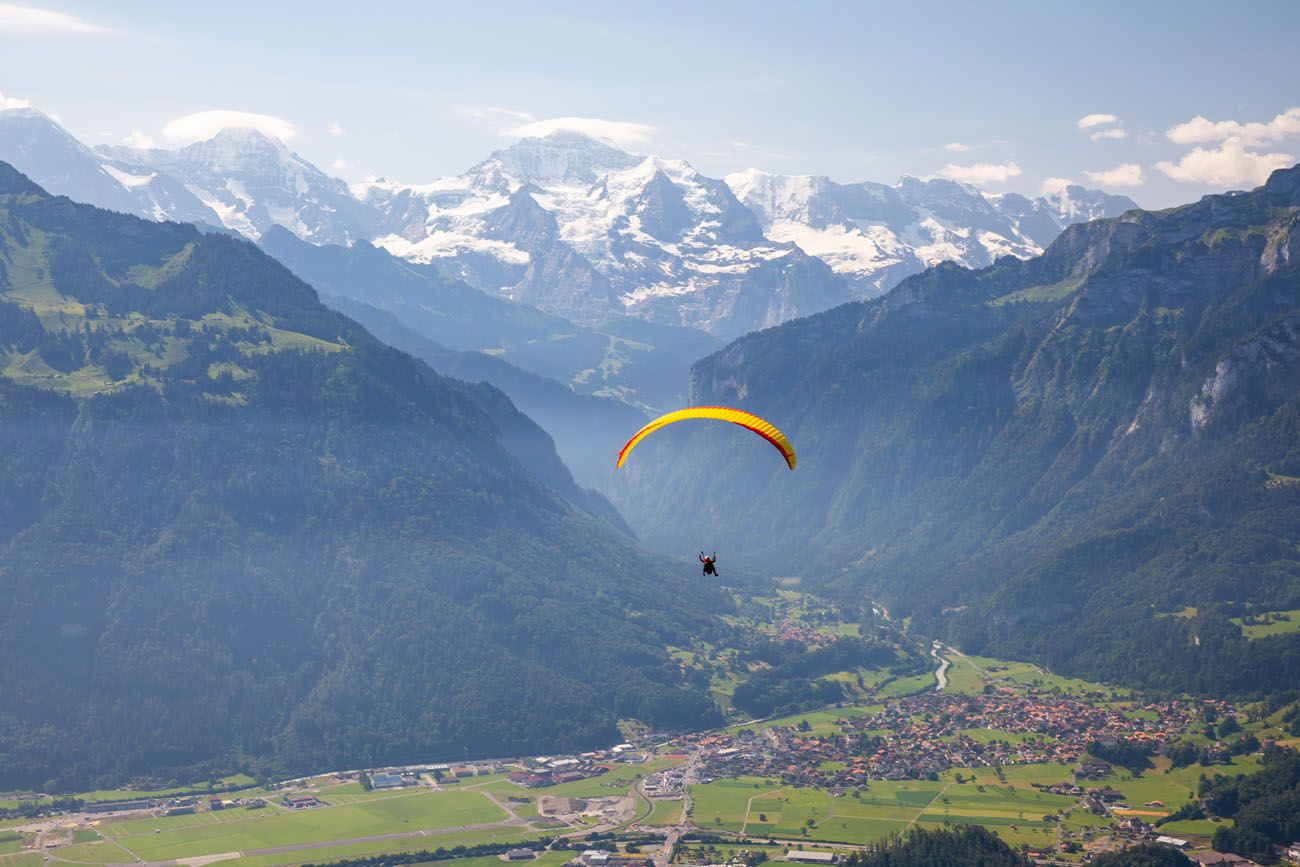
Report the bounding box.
[0,162,722,789]
[610,164,1300,696]
[0,106,1137,340]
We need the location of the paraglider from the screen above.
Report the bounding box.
[615,406,796,470]
[700,552,718,576]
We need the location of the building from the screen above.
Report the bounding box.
[787,852,837,864]
[371,773,406,789]
[82,800,153,814]
[283,795,321,809]
[207,798,224,811]
[1156,836,1191,849]
[506,850,536,861]
[580,851,609,867]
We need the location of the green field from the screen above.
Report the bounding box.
[689,774,1073,847]
[97,789,509,862]
[1233,609,1300,639]
[644,799,684,826]
[757,705,881,736]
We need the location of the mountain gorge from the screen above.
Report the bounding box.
[610,166,1300,696]
[0,163,724,789]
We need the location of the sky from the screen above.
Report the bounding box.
[1,0,1298,207]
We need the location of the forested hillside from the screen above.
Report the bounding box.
[611,165,1300,696]
[0,162,723,790]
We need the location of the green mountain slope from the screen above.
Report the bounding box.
[0,162,723,790]
[610,165,1300,695]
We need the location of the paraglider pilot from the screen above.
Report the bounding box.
[700,551,718,577]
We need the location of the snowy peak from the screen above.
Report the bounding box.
[175,127,291,172]
[725,168,1138,293]
[96,127,372,244]
[475,130,641,188]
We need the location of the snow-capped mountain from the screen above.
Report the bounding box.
[724,169,1139,294]
[0,105,1140,338]
[0,107,217,223]
[359,132,851,336]
[96,128,372,244]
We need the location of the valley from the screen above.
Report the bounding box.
[0,586,1285,867]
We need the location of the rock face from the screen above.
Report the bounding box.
[609,164,1300,695]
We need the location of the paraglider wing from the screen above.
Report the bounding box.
[616,406,796,470]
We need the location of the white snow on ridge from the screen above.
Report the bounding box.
[101,163,155,190]
[373,231,530,266]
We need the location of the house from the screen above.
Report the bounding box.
[580,851,609,867]
[506,850,535,861]
[787,852,837,864]
[1155,836,1191,849]
[371,773,406,789]
[1288,843,1300,863]
[162,806,195,816]
[207,798,223,811]
[283,795,321,809]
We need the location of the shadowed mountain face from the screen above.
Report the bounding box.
[610,166,1300,695]
[0,163,723,789]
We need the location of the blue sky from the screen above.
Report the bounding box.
[2,0,1298,206]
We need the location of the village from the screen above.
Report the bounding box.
[682,691,1221,786]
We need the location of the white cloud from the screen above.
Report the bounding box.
[1090,128,1127,141]
[1040,177,1075,195]
[331,157,350,170]
[1156,139,1294,186]
[162,110,296,145]
[456,105,534,123]
[938,161,1022,185]
[0,90,30,111]
[328,122,345,136]
[1077,113,1119,130]
[1166,108,1300,147]
[943,142,974,153]
[122,129,155,149]
[1084,163,1144,187]
[0,3,116,34]
[504,116,655,148]
[730,140,752,149]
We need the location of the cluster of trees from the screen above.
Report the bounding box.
[1201,746,1300,858]
[839,826,1028,867]
[298,838,563,867]
[1086,738,1156,774]
[730,637,905,717]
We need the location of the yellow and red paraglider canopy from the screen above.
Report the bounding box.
[616,406,796,470]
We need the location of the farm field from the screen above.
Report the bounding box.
[644,800,684,826]
[1232,609,1300,639]
[92,788,510,862]
[689,774,1075,847]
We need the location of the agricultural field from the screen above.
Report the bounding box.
[86,788,512,864]
[689,774,1075,847]
[644,800,684,826]
[944,653,1122,698]
[1232,609,1300,639]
